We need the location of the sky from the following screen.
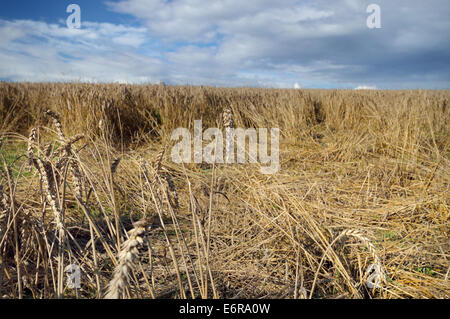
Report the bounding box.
[0,0,449,89]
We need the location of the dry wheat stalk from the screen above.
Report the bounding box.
[45,110,85,199]
[43,142,53,157]
[104,219,149,299]
[55,134,84,158]
[18,209,40,255]
[142,152,178,209]
[0,146,13,247]
[0,185,10,242]
[35,158,64,233]
[161,171,179,209]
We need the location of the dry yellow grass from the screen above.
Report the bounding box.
[0,82,448,299]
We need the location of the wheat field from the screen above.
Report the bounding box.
[0,82,448,299]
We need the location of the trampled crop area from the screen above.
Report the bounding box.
[0,83,448,298]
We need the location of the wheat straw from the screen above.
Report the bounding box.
[0,185,10,242]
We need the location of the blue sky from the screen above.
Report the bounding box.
[0,0,449,89]
[0,1,133,25]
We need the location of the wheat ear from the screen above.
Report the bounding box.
[46,110,65,141]
[223,107,233,129]
[27,128,37,167]
[310,229,387,298]
[338,229,386,278]
[104,219,149,299]
[223,107,233,163]
[47,109,85,199]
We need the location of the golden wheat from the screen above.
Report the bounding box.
[0,83,447,299]
[104,219,149,299]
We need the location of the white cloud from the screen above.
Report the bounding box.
[0,19,163,83]
[106,0,343,46]
[354,85,377,90]
[112,33,147,47]
[1,1,450,88]
[294,83,301,89]
[104,0,450,89]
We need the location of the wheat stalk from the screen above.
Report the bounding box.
[26,112,86,298]
[46,110,85,199]
[0,185,10,244]
[27,119,69,298]
[143,151,179,209]
[35,158,63,230]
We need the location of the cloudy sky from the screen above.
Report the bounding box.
[0,0,449,89]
